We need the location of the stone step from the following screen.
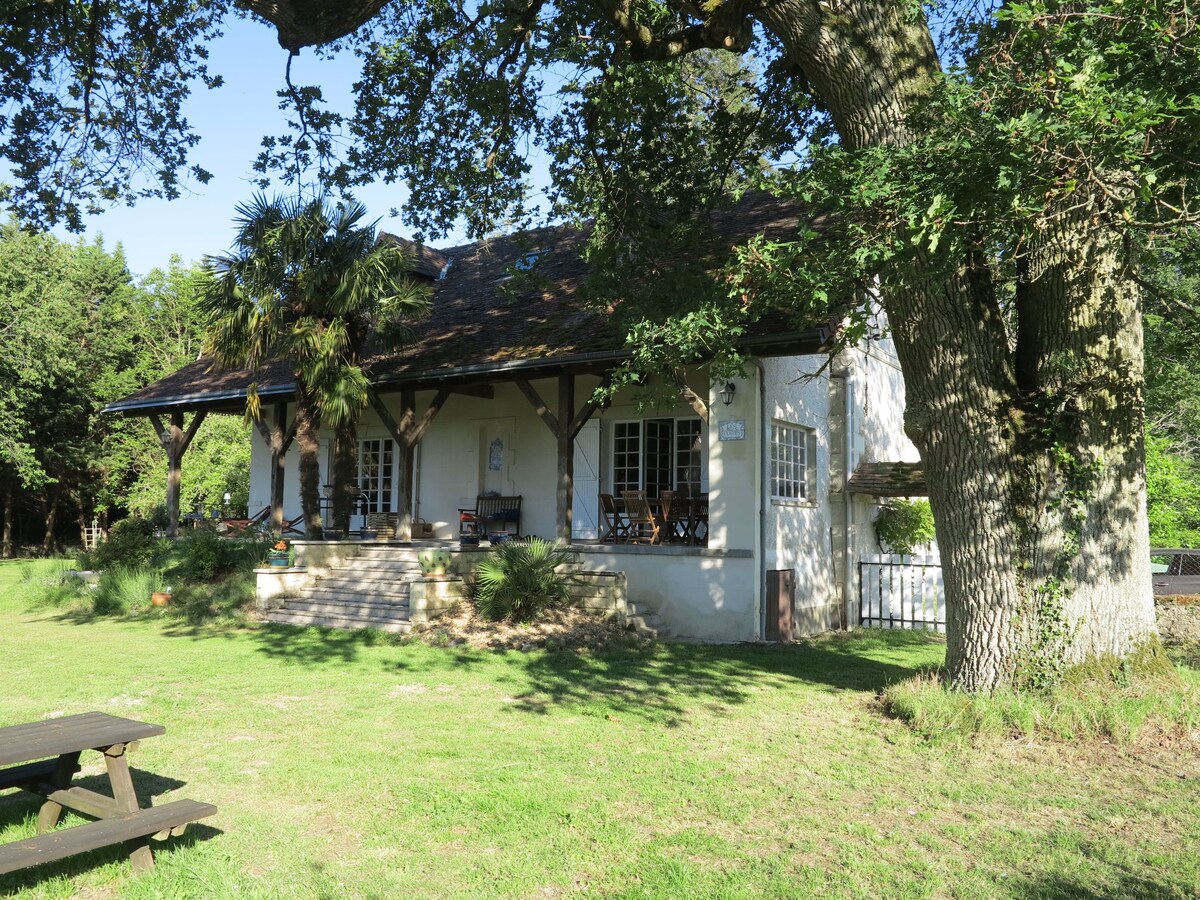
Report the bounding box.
[264,609,413,634]
[627,614,667,639]
[316,574,416,591]
[327,560,424,574]
[284,598,410,618]
[302,587,412,605]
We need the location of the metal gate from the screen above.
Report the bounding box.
[858,554,945,632]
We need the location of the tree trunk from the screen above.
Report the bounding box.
[1,476,12,559]
[755,0,1158,690]
[331,419,358,533]
[294,386,324,539]
[41,486,59,555]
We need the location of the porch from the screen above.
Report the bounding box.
[254,536,755,642]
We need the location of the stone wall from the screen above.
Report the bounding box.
[1157,598,1200,644]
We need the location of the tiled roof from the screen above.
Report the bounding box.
[107,194,831,414]
[846,462,927,497]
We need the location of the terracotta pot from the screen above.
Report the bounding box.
[150,592,172,607]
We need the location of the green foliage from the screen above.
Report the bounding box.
[0,2,223,232]
[873,500,935,556]
[13,559,90,609]
[1011,578,1078,692]
[92,566,166,617]
[473,538,577,622]
[162,530,271,583]
[1145,429,1200,547]
[81,517,163,571]
[203,193,431,534]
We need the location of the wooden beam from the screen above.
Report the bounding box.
[408,389,450,444]
[556,373,574,542]
[568,374,613,441]
[368,390,406,446]
[450,384,495,399]
[178,410,207,455]
[516,378,560,435]
[368,387,451,541]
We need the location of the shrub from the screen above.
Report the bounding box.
[93,566,165,616]
[874,500,936,555]
[165,531,271,582]
[82,517,163,570]
[473,538,576,622]
[14,560,90,609]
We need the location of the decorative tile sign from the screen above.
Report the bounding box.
[489,438,504,470]
[719,419,746,441]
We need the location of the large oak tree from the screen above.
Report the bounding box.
[4,0,1196,690]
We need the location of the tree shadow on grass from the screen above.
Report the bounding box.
[0,769,219,895]
[502,630,943,727]
[1004,868,1195,899]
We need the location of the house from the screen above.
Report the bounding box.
[106,195,920,642]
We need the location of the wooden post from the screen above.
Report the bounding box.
[518,373,609,543]
[369,388,449,541]
[557,374,574,542]
[149,411,207,537]
[254,403,295,534]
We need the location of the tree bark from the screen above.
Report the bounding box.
[2,476,13,559]
[754,0,1158,690]
[294,385,324,539]
[41,485,59,555]
[331,419,358,533]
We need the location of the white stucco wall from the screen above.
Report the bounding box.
[759,357,838,635]
[844,336,918,466]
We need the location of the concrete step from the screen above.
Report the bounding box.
[327,561,423,575]
[302,589,412,606]
[264,609,413,634]
[284,598,410,618]
[316,574,416,592]
[627,614,667,639]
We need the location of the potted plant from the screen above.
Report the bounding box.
[267,539,291,567]
[417,548,452,578]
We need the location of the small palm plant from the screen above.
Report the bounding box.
[473,538,577,622]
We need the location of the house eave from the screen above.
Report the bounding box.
[104,326,831,416]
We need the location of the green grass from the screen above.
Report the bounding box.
[1,559,1199,898]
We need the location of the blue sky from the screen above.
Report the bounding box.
[51,16,436,279]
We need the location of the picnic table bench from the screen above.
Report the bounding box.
[0,712,215,876]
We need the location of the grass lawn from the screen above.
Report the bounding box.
[1,559,1198,899]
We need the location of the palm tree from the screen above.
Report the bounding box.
[203,194,430,538]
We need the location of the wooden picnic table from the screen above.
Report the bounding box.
[0,712,215,876]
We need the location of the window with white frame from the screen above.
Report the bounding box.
[358,438,395,513]
[611,417,705,495]
[771,421,815,501]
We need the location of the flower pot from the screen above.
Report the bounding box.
[323,528,343,541]
[417,548,453,578]
[459,534,480,549]
[150,591,172,607]
[267,554,290,568]
[487,532,511,545]
[359,529,379,541]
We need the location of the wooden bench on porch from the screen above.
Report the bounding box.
[458,495,522,537]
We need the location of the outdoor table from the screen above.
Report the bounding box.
[0,712,215,876]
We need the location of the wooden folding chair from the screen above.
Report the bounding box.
[621,490,661,544]
[599,493,630,543]
[659,490,690,543]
